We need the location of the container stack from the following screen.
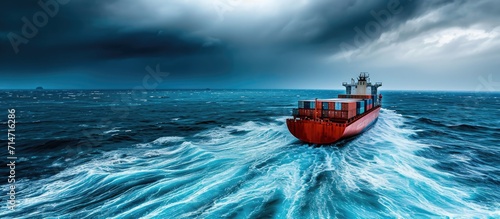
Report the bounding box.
[297,100,317,118]
[338,94,378,111]
[295,99,365,120]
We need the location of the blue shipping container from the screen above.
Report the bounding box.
[298,101,304,108]
[322,102,329,109]
[335,102,342,110]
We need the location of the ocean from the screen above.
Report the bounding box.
[1,89,499,218]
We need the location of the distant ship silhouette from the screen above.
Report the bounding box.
[36,86,44,90]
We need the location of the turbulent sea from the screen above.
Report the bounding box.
[0,89,499,218]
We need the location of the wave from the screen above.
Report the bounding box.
[20,138,82,153]
[416,117,499,132]
[194,120,219,125]
[2,110,498,218]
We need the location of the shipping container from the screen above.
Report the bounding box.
[321,110,328,117]
[299,109,315,117]
[321,102,329,110]
[357,107,365,115]
[319,109,359,120]
[303,101,310,109]
[341,111,347,119]
[342,111,355,119]
[298,101,304,109]
[356,101,365,109]
[292,108,299,116]
[331,110,338,118]
[335,102,342,110]
[341,102,356,111]
[328,102,335,110]
[321,110,334,119]
[347,109,356,119]
[319,109,356,119]
[333,110,339,118]
[303,101,316,109]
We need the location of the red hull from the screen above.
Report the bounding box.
[286,107,380,144]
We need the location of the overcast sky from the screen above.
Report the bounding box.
[1,0,499,90]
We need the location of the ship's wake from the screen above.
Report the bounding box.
[3,109,498,218]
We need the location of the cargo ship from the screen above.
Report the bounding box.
[286,73,382,144]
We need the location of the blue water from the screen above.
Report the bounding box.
[1,90,499,218]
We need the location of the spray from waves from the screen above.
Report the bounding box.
[1,117,295,218]
[2,111,498,218]
[326,109,498,218]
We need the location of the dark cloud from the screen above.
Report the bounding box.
[0,0,498,90]
[0,0,233,77]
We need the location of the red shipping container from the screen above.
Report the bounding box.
[333,111,340,118]
[328,102,335,110]
[347,109,356,119]
[300,109,313,117]
[327,110,333,118]
[303,109,310,117]
[341,102,357,111]
[321,110,331,118]
[300,109,306,116]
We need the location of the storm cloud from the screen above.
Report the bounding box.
[1,0,499,90]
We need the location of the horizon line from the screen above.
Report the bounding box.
[0,88,498,92]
